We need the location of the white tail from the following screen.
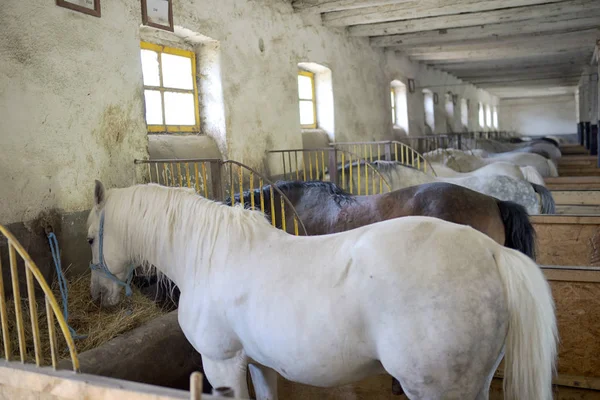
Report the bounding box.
[494,248,558,400]
[546,159,559,177]
[520,166,546,186]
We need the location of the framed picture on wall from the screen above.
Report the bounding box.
[141,0,174,32]
[56,0,101,17]
[407,79,415,93]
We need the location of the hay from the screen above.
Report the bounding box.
[2,272,168,366]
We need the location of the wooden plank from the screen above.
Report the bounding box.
[531,215,600,266]
[407,46,592,62]
[558,169,600,177]
[556,205,600,215]
[369,11,600,47]
[291,0,406,13]
[348,0,600,36]
[542,266,600,283]
[0,360,210,400]
[322,0,565,27]
[552,190,600,206]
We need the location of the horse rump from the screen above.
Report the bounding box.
[496,200,537,260]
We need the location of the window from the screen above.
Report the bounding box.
[493,106,499,129]
[391,88,396,125]
[423,89,435,131]
[391,81,409,134]
[298,70,317,129]
[478,103,485,128]
[486,104,492,128]
[445,93,454,119]
[140,42,200,133]
[461,98,469,128]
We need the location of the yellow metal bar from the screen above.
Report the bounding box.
[259,179,265,213]
[269,187,276,227]
[25,267,41,366]
[349,151,353,194]
[341,152,346,190]
[45,298,58,369]
[146,164,152,183]
[377,144,381,162]
[356,146,361,195]
[321,151,325,181]
[417,152,421,170]
[424,158,427,173]
[302,152,307,181]
[9,244,26,362]
[315,152,320,181]
[288,152,293,181]
[250,173,255,210]
[194,163,200,194]
[308,152,313,180]
[293,217,299,236]
[177,163,183,187]
[280,197,286,232]
[364,146,369,195]
[294,152,299,180]
[185,163,192,188]
[282,153,287,180]
[0,247,11,360]
[201,163,209,198]
[394,142,398,162]
[238,167,244,208]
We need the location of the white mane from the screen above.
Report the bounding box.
[96,183,273,287]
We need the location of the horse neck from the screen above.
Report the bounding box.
[110,186,275,288]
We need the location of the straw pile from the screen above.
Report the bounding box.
[3,272,168,366]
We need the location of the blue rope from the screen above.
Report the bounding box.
[47,232,87,340]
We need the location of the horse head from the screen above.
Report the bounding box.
[87,180,135,307]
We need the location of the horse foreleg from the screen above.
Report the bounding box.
[249,363,278,400]
[202,351,250,398]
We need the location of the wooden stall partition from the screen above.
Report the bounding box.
[531,215,600,266]
[545,177,600,190]
[552,190,600,214]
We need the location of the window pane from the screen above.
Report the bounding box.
[144,90,163,125]
[141,50,160,86]
[162,53,194,90]
[298,75,313,100]
[299,100,315,125]
[390,90,395,106]
[164,92,196,125]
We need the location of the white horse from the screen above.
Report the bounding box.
[431,162,546,186]
[335,161,555,214]
[473,138,562,164]
[425,148,558,178]
[87,181,557,400]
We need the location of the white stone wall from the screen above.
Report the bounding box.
[499,95,578,136]
[0,0,498,224]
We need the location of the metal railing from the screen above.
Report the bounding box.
[0,226,79,371]
[134,158,308,236]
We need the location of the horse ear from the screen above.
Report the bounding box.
[94,180,106,209]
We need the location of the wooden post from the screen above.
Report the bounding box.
[190,372,203,400]
[328,148,338,185]
[210,161,224,201]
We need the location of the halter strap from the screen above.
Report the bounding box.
[89,211,134,297]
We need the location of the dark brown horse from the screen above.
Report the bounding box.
[230,180,536,259]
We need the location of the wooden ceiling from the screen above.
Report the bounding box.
[292,0,600,98]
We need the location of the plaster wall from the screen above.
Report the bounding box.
[498,95,578,136]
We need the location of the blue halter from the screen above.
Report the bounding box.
[89,211,135,297]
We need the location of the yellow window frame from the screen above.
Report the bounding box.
[140,41,200,133]
[298,70,317,129]
[390,88,396,125]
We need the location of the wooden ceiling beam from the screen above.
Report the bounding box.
[408,47,593,63]
[291,0,408,13]
[323,0,564,27]
[369,11,600,47]
[395,30,599,54]
[348,0,600,36]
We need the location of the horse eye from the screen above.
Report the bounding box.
[87,238,94,245]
